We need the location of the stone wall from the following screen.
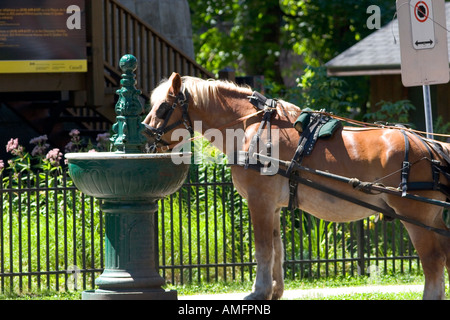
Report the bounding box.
[118,0,195,59]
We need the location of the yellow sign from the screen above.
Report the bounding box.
[0,60,87,73]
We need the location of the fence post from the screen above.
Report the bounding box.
[357,220,365,275]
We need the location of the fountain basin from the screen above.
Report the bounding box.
[66,152,191,201]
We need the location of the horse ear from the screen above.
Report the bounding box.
[168,72,182,95]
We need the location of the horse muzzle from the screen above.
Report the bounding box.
[142,123,171,153]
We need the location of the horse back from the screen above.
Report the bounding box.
[300,127,446,189]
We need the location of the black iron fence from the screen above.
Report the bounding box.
[0,165,421,293]
[0,170,103,293]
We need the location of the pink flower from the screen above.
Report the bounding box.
[66,129,81,152]
[46,148,63,166]
[6,138,18,153]
[0,159,4,171]
[6,138,24,156]
[96,132,110,142]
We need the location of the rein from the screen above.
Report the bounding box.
[305,109,450,139]
[151,109,266,153]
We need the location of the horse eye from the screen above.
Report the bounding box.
[156,102,171,119]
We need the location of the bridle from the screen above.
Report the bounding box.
[143,86,194,153]
[143,88,279,153]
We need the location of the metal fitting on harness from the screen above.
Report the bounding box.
[400,160,411,197]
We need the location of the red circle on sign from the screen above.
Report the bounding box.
[414,1,429,22]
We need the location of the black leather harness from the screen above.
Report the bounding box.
[399,128,450,199]
[243,92,277,172]
[286,112,333,209]
[240,92,450,226]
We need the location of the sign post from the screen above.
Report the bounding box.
[422,84,434,138]
[396,0,449,139]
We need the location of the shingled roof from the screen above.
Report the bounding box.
[326,3,450,76]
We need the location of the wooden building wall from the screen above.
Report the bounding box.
[370,74,450,132]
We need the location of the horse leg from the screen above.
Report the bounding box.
[271,208,284,300]
[439,219,450,297]
[446,248,450,298]
[401,217,447,300]
[244,198,277,300]
[385,194,448,299]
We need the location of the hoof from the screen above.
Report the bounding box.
[271,281,283,300]
[271,290,283,300]
[244,291,271,300]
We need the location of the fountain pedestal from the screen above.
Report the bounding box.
[66,55,190,300]
[93,203,172,300]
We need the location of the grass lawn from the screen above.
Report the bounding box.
[0,272,437,300]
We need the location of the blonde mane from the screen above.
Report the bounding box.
[151,76,299,117]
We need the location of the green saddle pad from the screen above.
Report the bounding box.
[294,108,342,138]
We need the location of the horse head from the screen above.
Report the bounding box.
[143,72,194,152]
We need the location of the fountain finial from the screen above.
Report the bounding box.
[110,54,149,153]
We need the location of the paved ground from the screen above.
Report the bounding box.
[179,284,424,300]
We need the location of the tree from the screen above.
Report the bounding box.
[189,0,396,85]
[189,0,284,82]
[280,0,395,66]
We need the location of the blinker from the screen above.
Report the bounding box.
[156,102,172,119]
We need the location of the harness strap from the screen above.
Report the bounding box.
[245,92,277,170]
[400,130,410,197]
[399,130,450,197]
[287,113,328,210]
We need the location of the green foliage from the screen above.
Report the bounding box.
[364,100,416,125]
[433,116,450,141]
[264,66,360,117]
[295,66,355,116]
[280,1,395,66]
[189,0,284,81]
[190,0,395,81]
[159,138,254,282]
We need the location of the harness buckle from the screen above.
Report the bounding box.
[146,142,158,153]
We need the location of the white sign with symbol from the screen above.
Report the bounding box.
[410,0,435,49]
[396,0,449,87]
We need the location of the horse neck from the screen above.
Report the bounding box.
[189,86,256,154]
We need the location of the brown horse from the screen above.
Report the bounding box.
[144,72,450,300]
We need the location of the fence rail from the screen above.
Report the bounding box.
[0,165,421,294]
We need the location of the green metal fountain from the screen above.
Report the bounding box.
[65,54,190,300]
